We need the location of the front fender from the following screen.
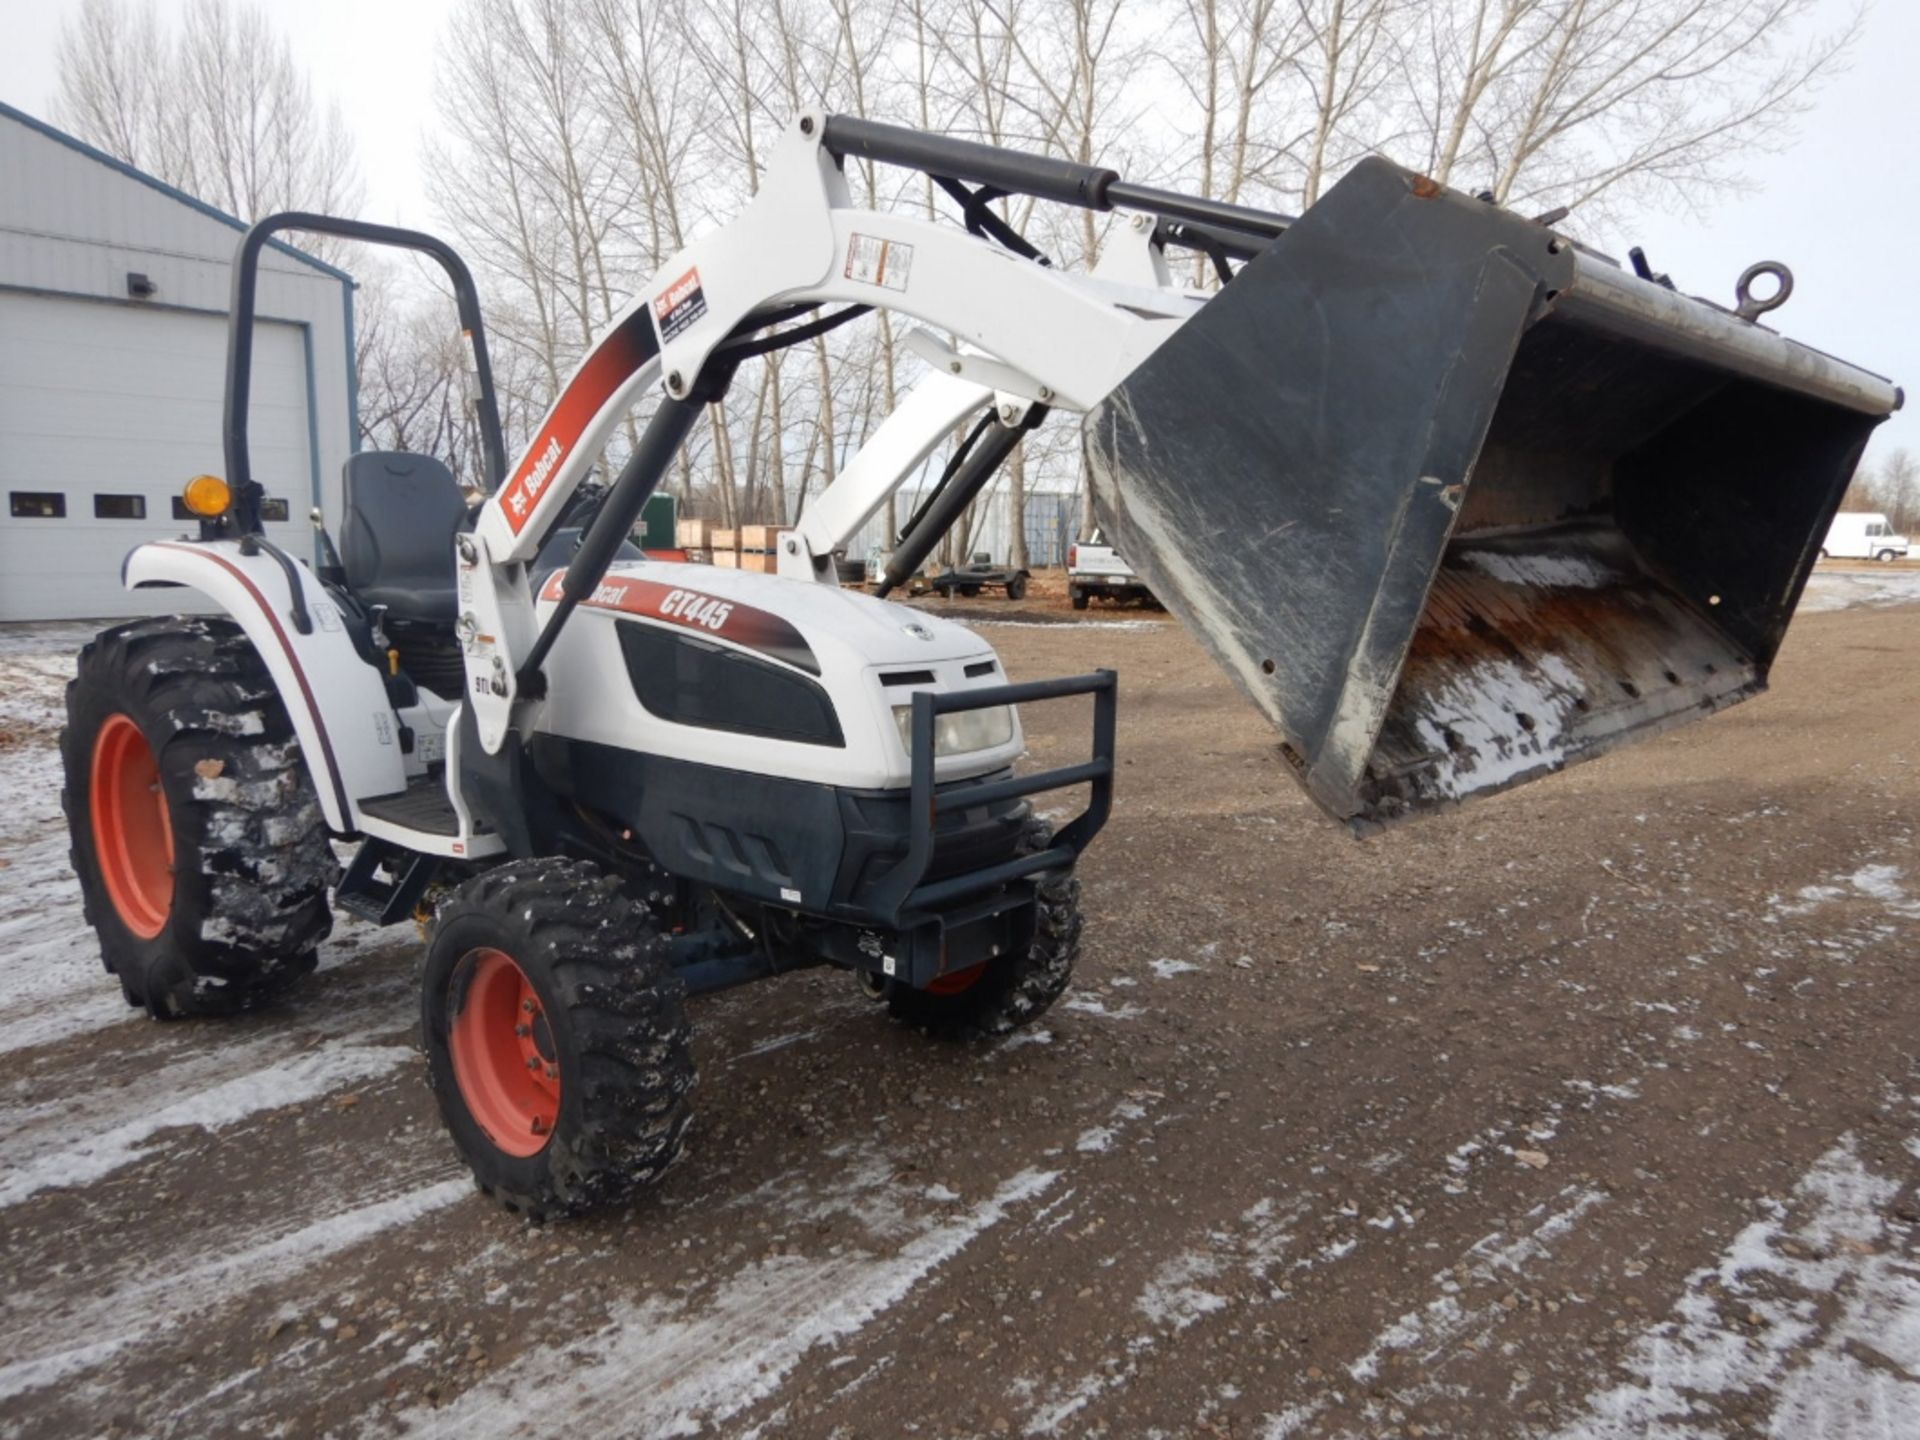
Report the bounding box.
[125,540,405,831]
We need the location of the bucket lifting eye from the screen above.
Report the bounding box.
[1734,261,1793,322]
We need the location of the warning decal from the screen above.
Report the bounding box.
[845,234,913,292]
[652,267,708,343]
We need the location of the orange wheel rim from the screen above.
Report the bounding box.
[449,948,560,1157]
[90,714,174,939]
[926,962,987,996]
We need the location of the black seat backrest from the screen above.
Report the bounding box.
[339,451,470,624]
[531,526,644,585]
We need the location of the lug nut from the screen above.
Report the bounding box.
[514,1023,530,1037]
[526,1057,540,1071]
[522,998,536,1014]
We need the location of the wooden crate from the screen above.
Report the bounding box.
[712,549,740,569]
[676,517,715,549]
[711,528,739,553]
[738,550,780,573]
[740,524,790,552]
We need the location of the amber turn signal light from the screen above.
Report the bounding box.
[181,475,232,518]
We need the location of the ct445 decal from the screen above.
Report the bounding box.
[540,571,819,674]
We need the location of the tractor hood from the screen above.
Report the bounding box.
[537,559,996,676]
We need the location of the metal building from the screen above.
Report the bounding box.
[0,102,354,621]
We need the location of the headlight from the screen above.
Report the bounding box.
[892,702,1014,757]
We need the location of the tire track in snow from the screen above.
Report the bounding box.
[0,1173,469,1402]
[0,902,408,1060]
[1550,1132,1920,1440]
[1252,1186,1609,1440]
[1014,1066,1645,1435]
[388,1164,1060,1439]
[0,1036,414,1207]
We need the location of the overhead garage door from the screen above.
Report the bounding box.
[0,292,312,621]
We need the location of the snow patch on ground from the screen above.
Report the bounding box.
[1796,570,1920,614]
[0,1175,468,1401]
[1136,1250,1229,1331]
[1148,957,1199,979]
[397,1165,1058,1439]
[1770,862,1920,923]
[0,1040,413,1207]
[998,1026,1055,1049]
[1553,1134,1920,1439]
[1058,993,1145,1020]
[1345,1186,1606,1385]
[1075,1125,1116,1154]
[964,617,1159,632]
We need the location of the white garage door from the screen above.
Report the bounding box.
[0,292,312,621]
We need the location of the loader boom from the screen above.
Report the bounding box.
[431,110,1900,823]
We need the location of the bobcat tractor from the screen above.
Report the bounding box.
[62,113,1901,1217]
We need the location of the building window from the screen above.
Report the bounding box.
[10,492,66,518]
[94,494,148,520]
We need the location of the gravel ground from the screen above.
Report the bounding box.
[3,573,1919,1439]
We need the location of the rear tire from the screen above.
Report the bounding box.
[1006,573,1029,600]
[422,858,695,1219]
[884,820,1081,1040]
[1877,549,1898,562]
[1069,586,1090,611]
[61,616,334,1018]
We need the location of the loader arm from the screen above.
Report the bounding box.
[461,108,1901,835]
[462,111,1205,754]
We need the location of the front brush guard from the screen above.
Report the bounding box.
[864,669,1116,931]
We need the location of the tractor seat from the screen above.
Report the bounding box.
[339,451,471,626]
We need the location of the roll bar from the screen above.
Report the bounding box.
[223,212,509,534]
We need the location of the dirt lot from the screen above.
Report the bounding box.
[5,570,1920,1439]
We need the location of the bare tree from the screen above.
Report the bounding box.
[1396,0,1858,219]
[406,0,1862,550]
[55,0,362,247]
[1861,449,1919,534]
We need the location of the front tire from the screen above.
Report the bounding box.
[61,616,334,1018]
[422,858,695,1219]
[1069,585,1090,611]
[1006,573,1029,600]
[884,820,1081,1039]
[1877,549,1899,562]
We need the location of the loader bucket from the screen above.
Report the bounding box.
[1087,157,1901,830]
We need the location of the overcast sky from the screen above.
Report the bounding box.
[2,0,1912,464]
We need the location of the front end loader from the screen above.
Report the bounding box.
[59,112,1899,1218]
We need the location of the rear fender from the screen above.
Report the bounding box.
[124,540,406,831]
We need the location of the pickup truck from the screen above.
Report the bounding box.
[1067,530,1156,609]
